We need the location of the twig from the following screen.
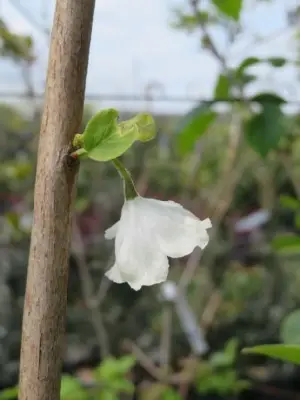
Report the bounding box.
[178,112,246,291]
[123,339,199,386]
[200,289,222,331]
[189,0,226,66]
[159,305,172,371]
[123,339,168,383]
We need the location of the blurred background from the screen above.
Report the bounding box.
[1,0,300,399]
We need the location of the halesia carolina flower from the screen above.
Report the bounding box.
[105,197,211,290]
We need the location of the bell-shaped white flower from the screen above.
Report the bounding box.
[104,196,211,290]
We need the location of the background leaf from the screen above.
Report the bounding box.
[245,102,284,157]
[177,104,216,154]
[272,235,300,254]
[280,310,300,344]
[214,74,230,98]
[237,57,260,73]
[267,57,286,67]
[212,0,242,21]
[279,195,300,210]
[242,344,300,365]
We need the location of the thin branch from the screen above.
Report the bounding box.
[122,339,198,386]
[189,0,226,66]
[178,114,246,291]
[200,290,222,331]
[159,305,172,371]
[9,0,50,37]
[122,339,168,383]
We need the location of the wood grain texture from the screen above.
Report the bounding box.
[19,1,95,399]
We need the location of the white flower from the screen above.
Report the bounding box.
[104,197,211,290]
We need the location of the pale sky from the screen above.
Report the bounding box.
[0,0,299,113]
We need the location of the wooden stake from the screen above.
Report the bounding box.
[19,1,95,399]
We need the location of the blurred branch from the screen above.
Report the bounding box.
[72,221,110,358]
[200,289,222,331]
[123,339,199,386]
[189,0,226,66]
[9,0,50,37]
[178,113,246,291]
[93,256,114,307]
[123,339,169,383]
[159,305,172,371]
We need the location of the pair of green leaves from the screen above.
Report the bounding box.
[177,92,286,158]
[75,109,156,162]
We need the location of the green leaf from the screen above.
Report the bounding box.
[295,213,300,229]
[212,0,242,20]
[83,108,119,153]
[60,376,89,400]
[237,57,286,74]
[237,57,261,73]
[5,212,19,230]
[251,92,286,106]
[95,356,136,382]
[267,57,286,67]
[214,74,230,98]
[280,310,300,344]
[210,338,238,368]
[242,344,300,365]
[177,104,217,154]
[108,378,135,394]
[98,391,118,400]
[225,338,239,359]
[279,195,300,210]
[115,355,136,374]
[83,110,156,161]
[245,103,284,157]
[140,383,181,400]
[0,387,18,400]
[122,113,156,142]
[272,235,300,254]
[210,352,233,368]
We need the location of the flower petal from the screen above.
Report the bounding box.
[111,199,170,290]
[105,263,124,283]
[104,221,119,240]
[138,198,211,258]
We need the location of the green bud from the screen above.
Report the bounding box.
[72,133,84,148]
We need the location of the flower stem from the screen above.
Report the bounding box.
[112,158,138,200]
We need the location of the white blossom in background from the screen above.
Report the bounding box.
[104,197,211,290]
